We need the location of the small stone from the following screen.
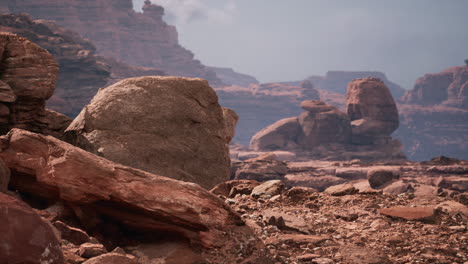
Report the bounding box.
[379,206,435,221]
[78,243,108,259]
[81,253,137,264]
[251,180,285,198]
[324,183,358,196]
[53,221,90,245]
[367,168,400,189]
[297,253,321,261]
[370,219,389,230]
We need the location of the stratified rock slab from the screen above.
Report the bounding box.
[379,206,435,221]
[0,128,242,248]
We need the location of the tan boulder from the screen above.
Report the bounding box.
[346,77,399,140]
[249,117,301,150]
[65,76,230,189]
[0,129,243,248]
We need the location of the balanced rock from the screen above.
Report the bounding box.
[300,80,320,100]
[0,32,60,135]
[297,101,351,149]
[0,192,64,264]
[66,76,231,189]
[346,77,399,142]
[0,129,243,248]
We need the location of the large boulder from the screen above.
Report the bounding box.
[0,32,60,135]
[0,129,242,248]
[346,77,399,142]
[0,192,64,264]
[65,76,231,189]
[249,117,301,150]
[297,101,351,149]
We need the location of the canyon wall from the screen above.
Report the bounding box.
[0,13,165,117]
[2,0,222,85]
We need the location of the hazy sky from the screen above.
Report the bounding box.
[133,0,468,89]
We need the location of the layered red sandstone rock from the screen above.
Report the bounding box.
[402,65,468,109]
[0,32,71,137]
[0,13,165,117]
[396,65,468,160]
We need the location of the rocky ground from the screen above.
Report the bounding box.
[212,155,468,264]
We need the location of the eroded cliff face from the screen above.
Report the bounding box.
[0,13,165,117]
[396,65,468,161]
[402,66,468,109]
[4,0,222,85]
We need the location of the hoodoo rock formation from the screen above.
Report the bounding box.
[0,13,165,117]
[66,76,232,189]
[249,78,404,161]
[2,0,223,85]
[0,32,71,137]
[217,82,320,144]
[346,77,399,144]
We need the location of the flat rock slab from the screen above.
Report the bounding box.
[0,129,242,248]
[324,183,358,196]
[379,206,435,221]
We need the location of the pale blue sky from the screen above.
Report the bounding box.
[133,0,468,89]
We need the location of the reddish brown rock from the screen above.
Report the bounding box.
[6,0,222,86]
[346,77,399,142]
[82,253,137,264]
[0,158,10,192]
[0,128,243,248]
[53,220,90,245]
[0,32,59,134]
[379,206,435,221]
[222,107,238,144]
[297,101,351,149]
[234,159,288,182]
[210,179,260,198]
[324,183,358,196]
[339,246,391,264]
[78,243,107,259]
[402,65,468,109]
[0,192,64,264]
[0,13,166,117]
[367,168,400,189]
[65,76,231,189]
